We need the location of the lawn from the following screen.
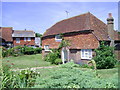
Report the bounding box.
[2,54,54,69]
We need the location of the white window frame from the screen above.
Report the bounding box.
[16,38,20,43]
[55,35,62,42]
[24,37,27,41]
[44,45,50,51]
[81,49,92,59]
[27,37,31,41]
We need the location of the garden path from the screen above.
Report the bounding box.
[11,65,59,71]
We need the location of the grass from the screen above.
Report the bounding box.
[2,54,54,69]
[36,65,118,79]
[96,68,118,78]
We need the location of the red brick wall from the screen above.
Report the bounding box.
[42,36,61,49]
[42,32,99,49]
[13,37,35,46]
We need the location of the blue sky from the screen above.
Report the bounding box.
[2,2,118,34]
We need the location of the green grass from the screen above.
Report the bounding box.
[36,65,118,79]
[2,54,54,69]
[34,63,118,88]
[96,68,118,78]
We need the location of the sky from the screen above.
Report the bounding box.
[1,2,119,34]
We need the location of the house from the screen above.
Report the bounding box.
[12,30,35,47]
[42,12,120,64]
[0,27,37,47]
[35,37,41,47]
[0,27,13,48]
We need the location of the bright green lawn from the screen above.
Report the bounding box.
[2,54,53,69]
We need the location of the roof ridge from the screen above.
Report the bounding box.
[13,30,34,32]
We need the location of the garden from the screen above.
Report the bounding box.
[1,42,119,88]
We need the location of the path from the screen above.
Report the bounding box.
[11,65,59,71]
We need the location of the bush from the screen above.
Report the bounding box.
[34,48,42,54]
[54,58,62,65]
[23,46,34,55]
[93,41,117,69]
[2,66,40,88]
[2,46,42,57]
[44,52,59,64]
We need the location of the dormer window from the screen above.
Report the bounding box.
[55,34,62,42]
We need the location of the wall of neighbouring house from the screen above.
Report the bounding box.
[13,37,35,46]
[69,49,96,64]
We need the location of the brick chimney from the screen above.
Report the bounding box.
[107,13,114,46]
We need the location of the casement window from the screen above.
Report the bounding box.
[16,38,20,43]
[55,35,62,42]
[27,37,31,41]
[81,49,92,59]
[44,45,49,51]
[24,37,27,41]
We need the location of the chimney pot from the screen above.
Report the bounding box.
[108,13,112,18]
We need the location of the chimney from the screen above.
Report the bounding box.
[107,13,114,46]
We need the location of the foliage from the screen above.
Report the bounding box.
[35,33,42,37]
[34,48,42,54]
[23,46,34,55]
[58,40,71,49]
[2,46,42,57]
[118,31,120,34]
[93,41,117,69]
[34,62,118,88]
[44,50,60,64]
[2,65,40,88]
[88,59,96,70]
[54,58,62,65]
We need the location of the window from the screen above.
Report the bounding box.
[44,45,49,51]
[55,35,62,42]
[27,37,31,41]
[81,49,92,59]
[24,37,27,41]
[16,38,20,43]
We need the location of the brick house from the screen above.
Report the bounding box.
[0,27,37,47]
[42,12,120,64]
[0,27,13,48]
[12,30,35,47]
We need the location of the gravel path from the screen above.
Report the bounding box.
[11,65,59,71]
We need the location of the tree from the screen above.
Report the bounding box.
[35,33,42,37]
[93,41,117,69]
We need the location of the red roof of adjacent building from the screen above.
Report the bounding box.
[0,27,13,42]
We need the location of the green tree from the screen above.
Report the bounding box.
[93,41,117,69]
[35,33,42,37]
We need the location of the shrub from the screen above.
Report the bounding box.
[93,41,117,69]
[44,52,59,64]
[54,58,62,65]
[34,47,42,54]
[2,66,40,88]
[22,46,34,55]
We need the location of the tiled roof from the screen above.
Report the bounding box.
[64,32,99,49]
[12,30,35,37]
[0,27,13,42]
[43,12,114,41]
